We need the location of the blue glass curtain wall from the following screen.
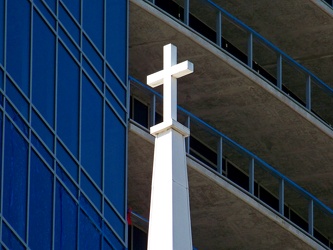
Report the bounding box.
[0,0,128,249]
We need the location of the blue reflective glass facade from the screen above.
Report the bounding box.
[0,0,128,249]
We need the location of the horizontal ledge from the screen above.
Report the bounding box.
[150,119,190,137]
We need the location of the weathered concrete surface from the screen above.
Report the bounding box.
[129,0,333,212]
[128,124,323,249]
[205,0,333,87]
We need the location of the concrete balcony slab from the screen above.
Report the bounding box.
[129,0,333,212]
[128,123,324,249]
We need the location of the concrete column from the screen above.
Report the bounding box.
[148,120,192,250]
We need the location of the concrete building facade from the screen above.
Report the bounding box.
[1,0,333,249]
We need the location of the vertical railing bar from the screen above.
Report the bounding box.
[217,137,223,174]
[279,178,285,215]
[185,116,190,154]
[216,11,222,47]
[249,158,254,195]
[308,199,314,236]
[131,80,333,242]
[277,54,282,90]
[184,0,190,25]
[247,33,253,68]
[150,94,156,127]
[306,75,311,111]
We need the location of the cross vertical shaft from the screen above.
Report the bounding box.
[163,44,178,121]
[147,43,193,123]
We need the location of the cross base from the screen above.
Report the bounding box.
[150,119,190,137]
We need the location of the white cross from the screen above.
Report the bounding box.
[147,44,194,122]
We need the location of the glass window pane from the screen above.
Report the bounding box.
[3,118,28,239]
[0,111,2,203]
[0,0,4,66]
[83,36,103,76]
[133,226,147,250]
[6,0,30,95]
[81,75,102,187]
[55,182,78,250]
[2,223,25,250]
[104,222,124,250]
[57,44,79,158]
[31,109,54,151]
[0,92,3,107]
[0,68,3,90]
[106,66,126,106]
[29,150,53,249]
[81,170,102,210]
[106,0,127,82]
[133,98,148,129]
[104,105,126,216]
[44,0,56,14]
[79,195,101,228]
[59,3,80,44]
[31,132,53,167]
[61,0,80,23]
[83,0,103,52]
[106,88,126,122]
[56,140,78,181]
[82,56,103,91]
[33,0,56,28]
[5,100,28,137]
[56,164,78,198]
[79,210,101,250]
[104,201,125,239]
[103,239,113,250]
[59,26,80,60]
[6,76,29,120]
[32,10,55,127]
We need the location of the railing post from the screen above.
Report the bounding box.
[279,179,284,215]
[249,158,254,195]
[277,54,282,89]
[308,199,314,236]
[306,75,311,111]
[216,11,222,47]
[217,137,223,174]
[150,94,156,127]
[184,0,190,25]
[185,116,190,154]
[247,33,253,68]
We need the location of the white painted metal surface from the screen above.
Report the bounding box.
[147,44,193,122]
[147,44,194,250]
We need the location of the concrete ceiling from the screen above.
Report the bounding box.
[204,0,333,86]
[129,0,333,212]
[128,127,319,249]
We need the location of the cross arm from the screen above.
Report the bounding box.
[147,60,194,88]
[171,60,194,78]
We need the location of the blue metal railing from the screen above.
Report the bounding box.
[323,0,333,8]
[130,76,333,249]
[145,0,333,128]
